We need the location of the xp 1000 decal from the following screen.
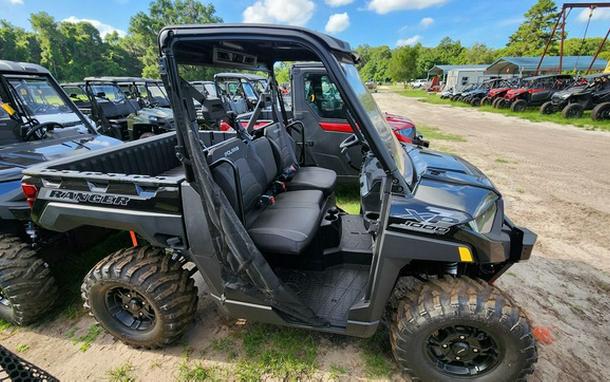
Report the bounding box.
[389,204,468,235]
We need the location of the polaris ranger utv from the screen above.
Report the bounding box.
[0,60,122,324]
[23,25,537,381]
[501,74,574,112]
[84,77,175,140]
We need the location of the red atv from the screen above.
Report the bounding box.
[481,79,520,107]
[499,74,574,112]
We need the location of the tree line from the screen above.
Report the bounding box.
[1,0,608,83]
[359,0,610,83]
[0,0,221,81]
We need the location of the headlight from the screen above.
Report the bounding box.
[468,202,497,234]
[149,116,160,122]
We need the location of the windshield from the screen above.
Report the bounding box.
[147,82,170,106]
[341,63,409,177]
[89,84,128,104]
[9,77,74,117]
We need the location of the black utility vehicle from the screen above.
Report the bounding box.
[83,77,175,140]
[24,25,537,381]
[540,73,610,119]
[0,60,122,324]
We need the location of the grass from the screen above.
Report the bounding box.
[106,362,136,382]
[15,343,30,353]
[495,157,510,164]
[416,124,466,142]
[328,364,348,380]
[74,324,103,352]
[360,328,394,378]
[0,319,13,333]
[235,324,318,381]
[396,87,610,132]
[177,361,225,382]
[210,336,238,360]
[335,184,360,214]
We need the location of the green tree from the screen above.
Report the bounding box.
[274,62,291,85]
[127,0,222,78]
[359,45,391,82]
[505,0,559,56]
[388,45,418,83]
[30,12,66,78]
[0,20,40,63]
[458,43,499,65]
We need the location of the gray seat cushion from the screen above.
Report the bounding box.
[274,190,323,208]
[248,205,320,255]
[288,167,337,196]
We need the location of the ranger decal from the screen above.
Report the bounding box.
[47,190,130,206]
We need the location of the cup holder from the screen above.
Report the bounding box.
[365,212,380,221]
[324,214,338,222]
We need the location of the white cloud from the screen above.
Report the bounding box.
[368,0,447,15]
[578,7,610,22]
[419,17,434,27]
[8,0,24,4]
[243,0,315,26]
[325,12,350,33]
[396,35,421,46]
[325,0,354,6]
[63,16,126,37]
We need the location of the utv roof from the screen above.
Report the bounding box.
[84,76,160,83]
[61,82,85,87]
[522,74,573,81]
[0,60,50,75]
[214,73,267,81]
[158,24,355,70]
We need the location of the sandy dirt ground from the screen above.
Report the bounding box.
[2,89,609,381]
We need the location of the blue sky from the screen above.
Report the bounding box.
[3,0,610,49]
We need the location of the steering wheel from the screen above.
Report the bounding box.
[24,121,64,141]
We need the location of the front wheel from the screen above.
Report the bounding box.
[511,99,528,112]
[390,277,537,382]
[539,101,557,115]
[561,103,584,119]
[81,246,198,348]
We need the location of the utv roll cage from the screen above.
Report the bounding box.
[158,24,406,331]
[112,76,172,108]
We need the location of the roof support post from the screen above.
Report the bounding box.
[559,9,567,73]
[586,27,610,74]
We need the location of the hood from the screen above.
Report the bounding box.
[0,134,121,182]
[390,147,500,230]
[552,85,588,100]
[138,107,174,120]
[385,112,416,142]
[505,88,529,98]
[488,87,510,97]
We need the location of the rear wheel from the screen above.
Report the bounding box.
[591,102,610,120]
[470,97,480,106]
[539,101,557,115]
[81,246,198,348]
[480,96,491,106]
[0,234,58,325]
[390,277,537,382]
[511,99,528,112]
[492,98,504,108]
[561,103,584,119]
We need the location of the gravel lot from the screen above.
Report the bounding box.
[1,88,608,381]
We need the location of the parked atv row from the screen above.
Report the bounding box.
[2,25,539,381]
[446,73,610,121]
[540,73,610,120]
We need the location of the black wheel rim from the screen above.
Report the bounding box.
[425,324,503,377]
[0,287,10,307]
[105,287,156,332]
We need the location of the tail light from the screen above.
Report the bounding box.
[21,183,38,208]
[219,120,234,132]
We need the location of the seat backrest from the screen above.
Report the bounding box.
[263,123,299,173]
[249,137,279,188]
[207,137,263,215]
